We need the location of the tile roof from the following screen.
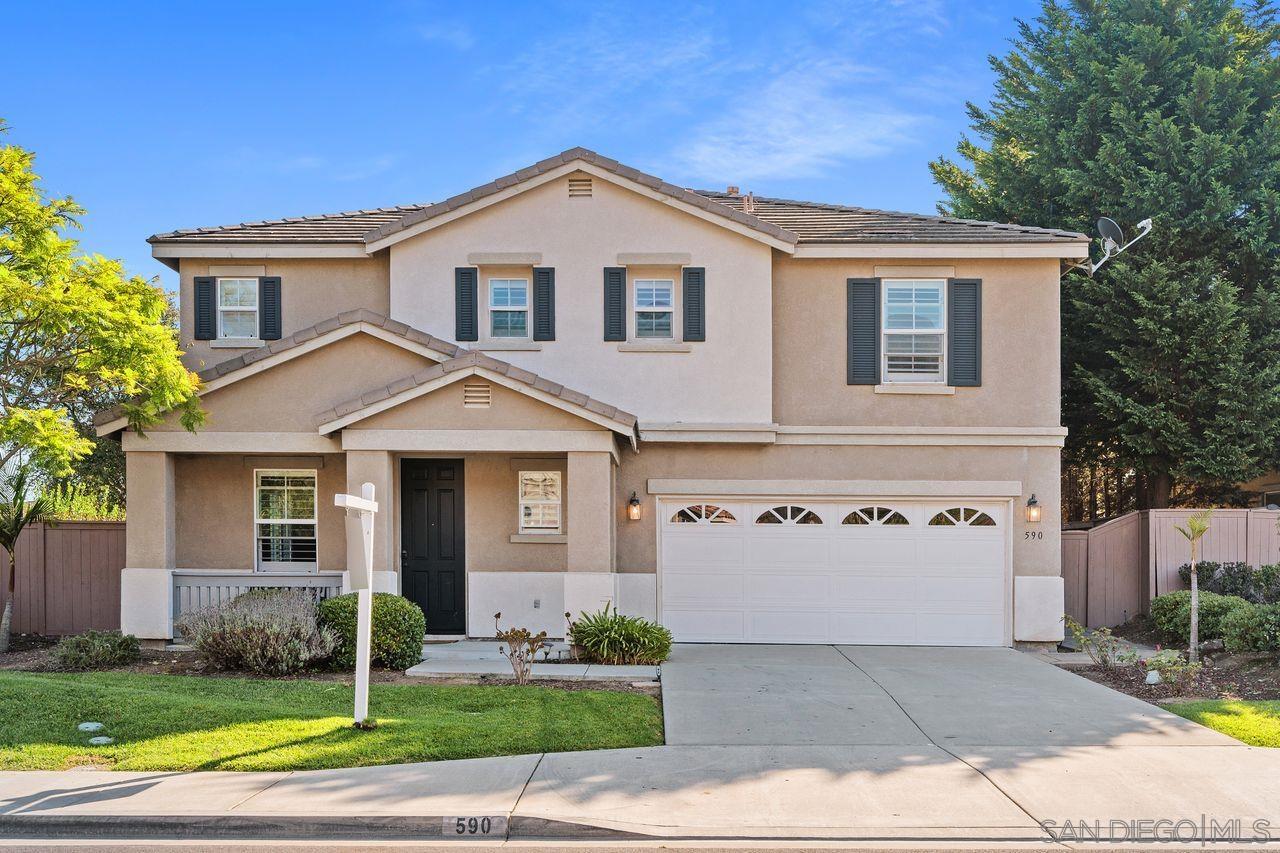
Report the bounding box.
[316,349,638,434]
[147,148,1086,248]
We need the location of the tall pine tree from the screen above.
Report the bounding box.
[932,0,1280,509]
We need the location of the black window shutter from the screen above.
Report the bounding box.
[603,267,626,341]
[682,267,706,342]
[847,278,880,385]
[947,278,982,386]
[259,276,282,340]
[532,267,556,341]
[194,276,216,340]
[455,267,478,341]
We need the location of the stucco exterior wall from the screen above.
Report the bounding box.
[613,442,1061,578]
[356,382,604,431]
[771,256,1062,427]
[388,173,775,424]
[174,453,348,571]
[178,256,390,372]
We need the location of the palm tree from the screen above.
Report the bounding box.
[1174,509,1213,664]
[0,467,52,653]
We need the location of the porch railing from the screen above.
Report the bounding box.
[171,570,345,628]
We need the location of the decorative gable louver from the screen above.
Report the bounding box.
[568,177,592,197]
[463,382,491,408]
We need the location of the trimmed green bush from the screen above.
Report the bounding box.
[1221,602,1280,652]
[318,593,426,670]
[1177,561,1280,604]
[1150,590,1252,646]
[177,589,337,676]
[52,630,141,671]
[569,604,673,665]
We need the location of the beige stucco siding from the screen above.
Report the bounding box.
[388,174,775,424]
[454,455,569,573]
[771,256,1061,427]
[354,382,606,431]
[614,443,1060,578]
[179,256,390,372]
[174,454,347,571]
[155,334,432,432]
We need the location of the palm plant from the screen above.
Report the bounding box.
[0,467,52,653]
[1174,509,1213,663]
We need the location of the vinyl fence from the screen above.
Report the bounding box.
[0,521,124,636]
[1062,509,1280,628]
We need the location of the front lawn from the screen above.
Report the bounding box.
[1162,699,1280,748]
[0,672,663,771]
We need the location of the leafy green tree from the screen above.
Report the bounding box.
[931,0,1280,508]
[0,466,51,653]
[0,120,202,476]
[1175,508,1213,661]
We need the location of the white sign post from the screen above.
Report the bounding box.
[335,482,378,727]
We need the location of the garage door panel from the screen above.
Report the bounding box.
[660,498,1009,647]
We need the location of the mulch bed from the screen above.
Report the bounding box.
[0,635,657,695]
[1071,657,1280,702]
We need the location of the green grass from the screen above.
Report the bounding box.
[1162,699,1280,747]
[0,672,663,771]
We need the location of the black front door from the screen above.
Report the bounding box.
[401,459,465,634]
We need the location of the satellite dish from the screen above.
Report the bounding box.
[1097,217,1126,247]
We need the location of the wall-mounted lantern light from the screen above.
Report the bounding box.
[1025,494,1042,523]
[627,492,642,521]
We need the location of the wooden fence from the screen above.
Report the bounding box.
[1062,509,1280,628]
[0,521,124,636]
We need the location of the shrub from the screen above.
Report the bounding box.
[569,604,673,665]
[318,593,426,670]
[493,614,551,685]
[1221,602,1280,652]
[178,589,337,675]
[1064,616,1137,668]
[52,630,140,671]
[1177,561,1280,604]
[1150,590,1251,646]
[1142,648,1202,695]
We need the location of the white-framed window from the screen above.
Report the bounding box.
[634,279,674,339]
[254,469,317,571]
[883,279,945,383]
[518,471,562,533]
[489,278,529,338]
[217,278,259,339]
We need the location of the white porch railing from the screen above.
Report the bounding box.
[171,570,345,626]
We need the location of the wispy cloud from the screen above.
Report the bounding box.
[418,20,474,50]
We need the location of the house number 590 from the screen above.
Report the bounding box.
[1024,531,1043,540]
[444,816,505,836]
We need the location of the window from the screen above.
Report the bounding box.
[489,279,529,338]
[518,471,561,533]
[634,279,674,339]
[755,505,822,525]
[218,278,259,339]
[843,507,909,525]
[1262,491,1280,509]
[928,507,997,527]
[883,279,944,383]
[255,470,317,571]
[671,504,736,524]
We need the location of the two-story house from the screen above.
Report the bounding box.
[98,148,1087,647]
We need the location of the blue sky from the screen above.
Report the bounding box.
[4,0,1039,291]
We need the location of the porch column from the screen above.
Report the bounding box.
[121,450,176,640]
[344,450,397,593]
[564,450,616,626]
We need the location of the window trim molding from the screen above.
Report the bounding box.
[252,468,318,573]
[217,277,260,340]
[487,277,531,341]
[517,470,563,534]
[881,278,946,385]
[633,278,675,341]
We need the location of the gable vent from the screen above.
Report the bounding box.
[463,382,492,408]
[568,177,592,198]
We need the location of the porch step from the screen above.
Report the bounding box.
[419,640,574,662]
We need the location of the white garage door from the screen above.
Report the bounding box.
[658,499,1009,646]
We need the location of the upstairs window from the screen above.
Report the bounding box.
[218,278,259,339]
[255,470,317,571]
[883,280,944,383]
[634,279,674,339]
[489,279,529,338]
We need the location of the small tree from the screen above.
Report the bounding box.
[0,466,52,652]
[1175,509,1213,663]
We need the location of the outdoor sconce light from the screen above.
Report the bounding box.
[1025,494,1042,523]
[627,492,642,521]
